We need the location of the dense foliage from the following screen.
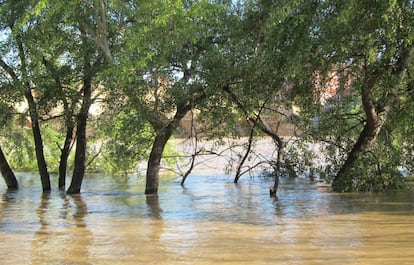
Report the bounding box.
[0,0,413,194]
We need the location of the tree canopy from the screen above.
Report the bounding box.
[0,0,413,194]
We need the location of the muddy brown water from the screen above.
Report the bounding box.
[1,174,413,264]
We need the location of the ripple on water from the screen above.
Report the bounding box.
[1,174,414,265]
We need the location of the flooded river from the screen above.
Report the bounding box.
[1,173,413,264]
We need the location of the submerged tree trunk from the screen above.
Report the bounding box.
[59,125,74,190]
[42,57,75,191]
[15,35,50,191]
[234,117,256,184]
[25,90,51,192]
[332,47,412,192]
[0,146,19,189]
[270,136,283,197]
[224,85,283,195]
[145,129,173,195]
[332,94,389,192]
[180,110,198,186]
[57,87,76,191]
[67,65,92,195]
[145,104,193,195]
[332,115,388,191]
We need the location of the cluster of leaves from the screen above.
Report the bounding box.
[96,109,154,176]
[0,119,71,173]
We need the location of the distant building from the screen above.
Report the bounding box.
[178,70,354,138]
[313,70,352,106]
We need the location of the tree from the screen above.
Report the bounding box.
[0,0,116,193]
[41,58,77,190]
[66,0,115,194]
[0,0,52,191]
[322,1,413,192]
[110,0,235,195]
[293,0,414,191]
[30,0,115,193]
[209,0,317,194]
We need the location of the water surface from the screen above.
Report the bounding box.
[1,174,413,264]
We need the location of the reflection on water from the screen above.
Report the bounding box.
[30,193,92,265]
[1,174,414,264]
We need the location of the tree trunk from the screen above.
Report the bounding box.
[67,67,92,194]
[41,57,75,191]
[0,145,18,189]
[180,110,198,186]
[16,35,50,191]
[332,47,412,192]
[270,137,283,197]
[145,130,173,195]
[234,121,255,183]
[25,90,51,192]
[332,106,388,191]
[223,85,283,195]
[332,73,389,192]
[145,103,193,195]
[59,125,74,190]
